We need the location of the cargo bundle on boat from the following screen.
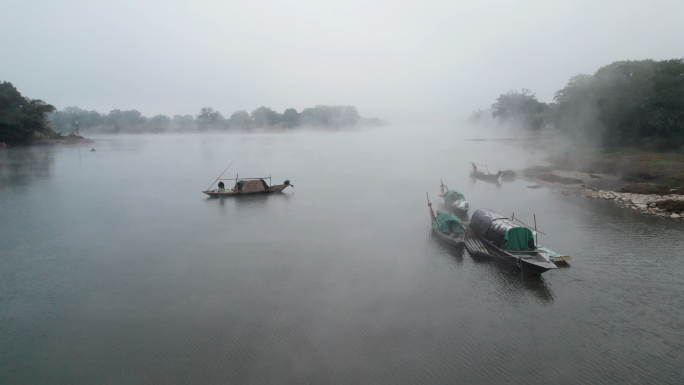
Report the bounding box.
[438,180,469,214]
[427,193,468,246]
[465,208,556,274]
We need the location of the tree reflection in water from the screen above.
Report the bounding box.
[0,148,55,187]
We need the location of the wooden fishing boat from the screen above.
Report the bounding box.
[202,163,293,197]
[466,208,556,274]
[469,162,502,181]
[428,194,467,246]
[438,180,469,214]
[203,179,292,197]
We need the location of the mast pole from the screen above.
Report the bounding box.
[534,214,538,245]
[206,160,235,191]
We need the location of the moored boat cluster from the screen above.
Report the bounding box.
[581,189,684,221]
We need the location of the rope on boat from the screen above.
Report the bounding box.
[557,268,583,281]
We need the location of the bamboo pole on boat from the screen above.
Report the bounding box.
[534,214,538,245]
[511,215,546,235]
[426,192,435,222]
[206,160,235,191]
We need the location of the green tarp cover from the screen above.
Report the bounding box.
[432,213,465,234]
[444,190,465,204]
[504,227,535,254]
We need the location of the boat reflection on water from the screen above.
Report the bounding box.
[469,175,501,188]
[468,252,555,305]
[0,147,55,187]
[429,231,465,267]
[430,228,554,304]
[207,191,293,214]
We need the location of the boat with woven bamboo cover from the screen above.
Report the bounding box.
[467,208,556,274]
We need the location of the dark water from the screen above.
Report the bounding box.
[1,126,683,384]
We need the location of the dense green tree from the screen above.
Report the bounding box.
[491,89,550,132]
[282,108,300,128]
[49,106,104,133]
[553,59,684,148]
[227,110,251,129]
[197,107,224,130]
[0,81,56,144]
[171,114,195,129]
[300,105,360,128]
[250,106,281,127]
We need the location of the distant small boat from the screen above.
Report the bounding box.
[469,162,501,181]
[427,193,467,246]
[438,180,469,214]
[90,147,96,152]
[202,165,292,197]
[465,208,556,274]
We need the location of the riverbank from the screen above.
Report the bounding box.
[506,137,684,222]
[1,134,95,148]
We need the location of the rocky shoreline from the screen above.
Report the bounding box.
[520,168,684,222]
[579,188,684,221]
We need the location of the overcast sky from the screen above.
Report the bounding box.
[2,0,682,121]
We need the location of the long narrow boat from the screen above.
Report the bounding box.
[438,180,469,215]
[428,194,467,246]
[202,166,293,197]
[469,162,502,181]
[466,208,556,274]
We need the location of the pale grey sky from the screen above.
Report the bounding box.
[2,0,682,120]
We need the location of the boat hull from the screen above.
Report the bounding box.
[467,232,556,274]
[432,225,467,246]
[202,184,290,197]
[470,172,500,181]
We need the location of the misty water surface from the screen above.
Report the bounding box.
[1,125,683,384]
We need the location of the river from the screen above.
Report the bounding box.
[1,125,682,384]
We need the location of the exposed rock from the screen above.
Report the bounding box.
[672,214,682,219]
[649,203,657,208]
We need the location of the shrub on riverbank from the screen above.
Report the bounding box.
[547,148,684,189]
[622,184,678,195]
[501,169,516,178]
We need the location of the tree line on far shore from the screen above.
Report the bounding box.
[470,59,684,150]
[0,80,384,145]
[48,105,383,134]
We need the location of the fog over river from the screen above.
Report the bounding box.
[1,125,683,384]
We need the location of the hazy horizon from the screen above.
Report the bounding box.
[2,0,683,121]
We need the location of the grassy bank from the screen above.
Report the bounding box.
[545,147,684,192]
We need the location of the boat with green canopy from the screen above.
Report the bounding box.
[438,180,469,214]
[427,193,468,246]
[465,208,556,274]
